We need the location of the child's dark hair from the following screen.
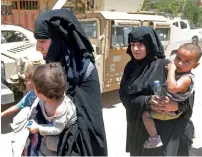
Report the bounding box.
[180,43,202,62]
[32,62,66,100]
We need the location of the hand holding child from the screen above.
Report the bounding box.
[149,95,165,112]
[27,120,39,134]
[160,96,178,112]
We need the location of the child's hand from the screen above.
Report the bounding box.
[1,112,4,118]
[27,120,39,134]
[167,62,176,71]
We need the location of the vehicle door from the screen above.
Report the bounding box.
[79,18,104,92]
[170,20,191,49]
[103,20,140,92]
[152,22,171,56]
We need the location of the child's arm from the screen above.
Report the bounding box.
[28,117,66,136]
[1,91,36,118]
[17,91,36,109]
[37,120,66,136]
[167,62,192,93]
[1,105,20,117]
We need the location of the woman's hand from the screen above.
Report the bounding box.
[149,95,165,112]
[160,96,179,112]
[27,120,39,134]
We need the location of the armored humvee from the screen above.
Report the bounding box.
[75,11,171,93]
[1,25,44,104]
[0,11,172,105]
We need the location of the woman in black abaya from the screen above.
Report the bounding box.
[119,26,194,156]
[24,9,107,156]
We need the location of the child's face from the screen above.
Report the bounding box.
[174,48,199,73]
[24,72,34,91]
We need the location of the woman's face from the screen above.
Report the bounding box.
[130,42,146,60]
[36,39,51,57]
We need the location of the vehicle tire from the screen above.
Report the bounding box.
[192,37,198,45]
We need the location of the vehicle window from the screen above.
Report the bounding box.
[155,28,169,41]
[173,22,178,27]
[1,31,27,43]
[1,33,7,43]
[111,26,134,47]
[80,21,97,39]
[180,21,187,29]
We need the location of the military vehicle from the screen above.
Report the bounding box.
[1,4,197,105]
[75,11,172,93]
[1,0,67,105]
[75,11,201,93]
[1,25,44,104]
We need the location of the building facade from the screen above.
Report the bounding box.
[1,0,144,30]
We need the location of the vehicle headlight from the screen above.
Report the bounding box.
[15,58,23,66]
[32,60,43,66]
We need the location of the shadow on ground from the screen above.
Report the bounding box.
[1,104,18,134]
[1,93,22,134]
[190,147,202,156]
[102,90,121,109]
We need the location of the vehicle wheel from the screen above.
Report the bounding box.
[192,37,198,45]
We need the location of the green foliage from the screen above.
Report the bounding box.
[156,0,184,15]
[183,0,202,25]
[142,0,202,26]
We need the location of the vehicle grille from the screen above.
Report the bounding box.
[6,42,34,53]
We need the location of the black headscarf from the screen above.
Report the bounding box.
[119,27,194,156]
[33,9,108,156]
[121,26,165,94]
[34,8,94,93]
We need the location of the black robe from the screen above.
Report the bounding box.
[120,59,194,156]
[57,67,107,156]
[25,8,108,156]
[119,27,194,156]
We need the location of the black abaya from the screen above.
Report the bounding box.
[119,27,194,156]
[120,59,194,156]
[57,68,107,156]
[27,8,108,156]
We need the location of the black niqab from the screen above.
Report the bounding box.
[127,26,165,59]
[32,9,107,156]
[119,26,194,156]
[122,26,165,94]
[34,9,93,56]
[34,9,94,92]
